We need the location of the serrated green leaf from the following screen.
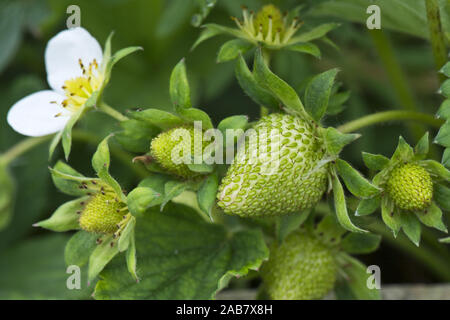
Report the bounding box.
[435,120,450,147]
[434,184,450,211]
[170,59,191,109]
[323,127,360,155]
[381,197,401,237]
[416,202,447,233]
[355,195,381,216]
[235,54,279,110]
[437,100,450,120]
[341,233,382,254]
[197,173,219,219]
[334,253,381,300]
[253,48,308,118]
[335,159,380,199]
[93,203,268,299]
[400,213,421,246]
[129,108,185,130]
[175,105,213,129]
[287,42,321,58]
[217,39,252,63]
[290,23,340,44]
[65,231,98,267]
[331,169,367,233]
[362,152,390,171]
[304,68,339,121]
[35,197,88,232]
[127,187,162,216]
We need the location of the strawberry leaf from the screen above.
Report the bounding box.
[170,59,191,109]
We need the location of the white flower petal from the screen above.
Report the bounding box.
[45,27,103,93]
[7,90,70,137]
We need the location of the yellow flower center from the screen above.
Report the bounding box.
[53,59,103,116]
[232,4,302,46]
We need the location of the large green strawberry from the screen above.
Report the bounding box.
[217,113,328,217]
[261,231,337,300]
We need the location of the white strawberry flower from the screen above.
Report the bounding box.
[7,27,104,137]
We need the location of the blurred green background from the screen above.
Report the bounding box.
[0,0,449,299]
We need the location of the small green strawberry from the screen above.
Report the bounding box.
[79,193,127,234]
[253,4,286,41]
[150,125,207,179]
[217,113,328,217]
[386,163,433,211]
[262,230,337,300]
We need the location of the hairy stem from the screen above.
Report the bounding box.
[369,30,424,139]
[98,102,129,122]
[426,0,447,82]
[337,110,443,134]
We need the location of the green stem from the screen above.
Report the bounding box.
[426,0,448,82]
[369,30,424,139]
[1,136,52,165]
[260,48,272,118]
[98,102,129,122]
[337,110,443,134]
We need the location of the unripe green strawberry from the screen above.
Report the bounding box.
[262,231,337,300]
[253,4,285,39]
[217,113,327,217]
[386,163,433,211]
[150,126,206,178]
[79,193,125,234]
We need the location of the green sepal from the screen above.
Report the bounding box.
[323,127,360,156]
[88,234,120,283]
[289,23,340,44]
[440,79,450,98]
[415,202,447,233]
[331,168,367,233]
[50,161,97,196]
[287,42,321,58]
[61,101,90,160]
[118,216,136,252]
[138,173,172,196]
[65,231,98,267]
[276,209,311,244]
[175,105,213,129]
[197,173,219,220]
[187,162,214,174]
[355,195,381,216]
[443,148,450,168]
[434,184,450,211]
[341,233,382,254]
[129,108,185,130]
[235,54,279,110]
[381,197,401,237]
[441,61,450,77]
[435,120,450,147]
[391,136,415,164]
[334,253,381,300]
[400,213,421,246]
[437,100,450,120]
[161,180,189,210]
[304,68,339,121]
[439,237,450,243]
[420,159,450,181]
[314,214,346,245]
[253,48,309,119]
[125,233,138,281]
[335,159,381,199]
[101,46,143,90]
[48,130,63,160]
[170,59,191,109]
[217,115,248,135]
[362,152,390,171]
[115,119,160,153]
[327,90,350,116]
[414,132,429,159]
[217,39,252,63]
[34,196,89,232]
[127,187,162,216]
[191,23,242,50]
